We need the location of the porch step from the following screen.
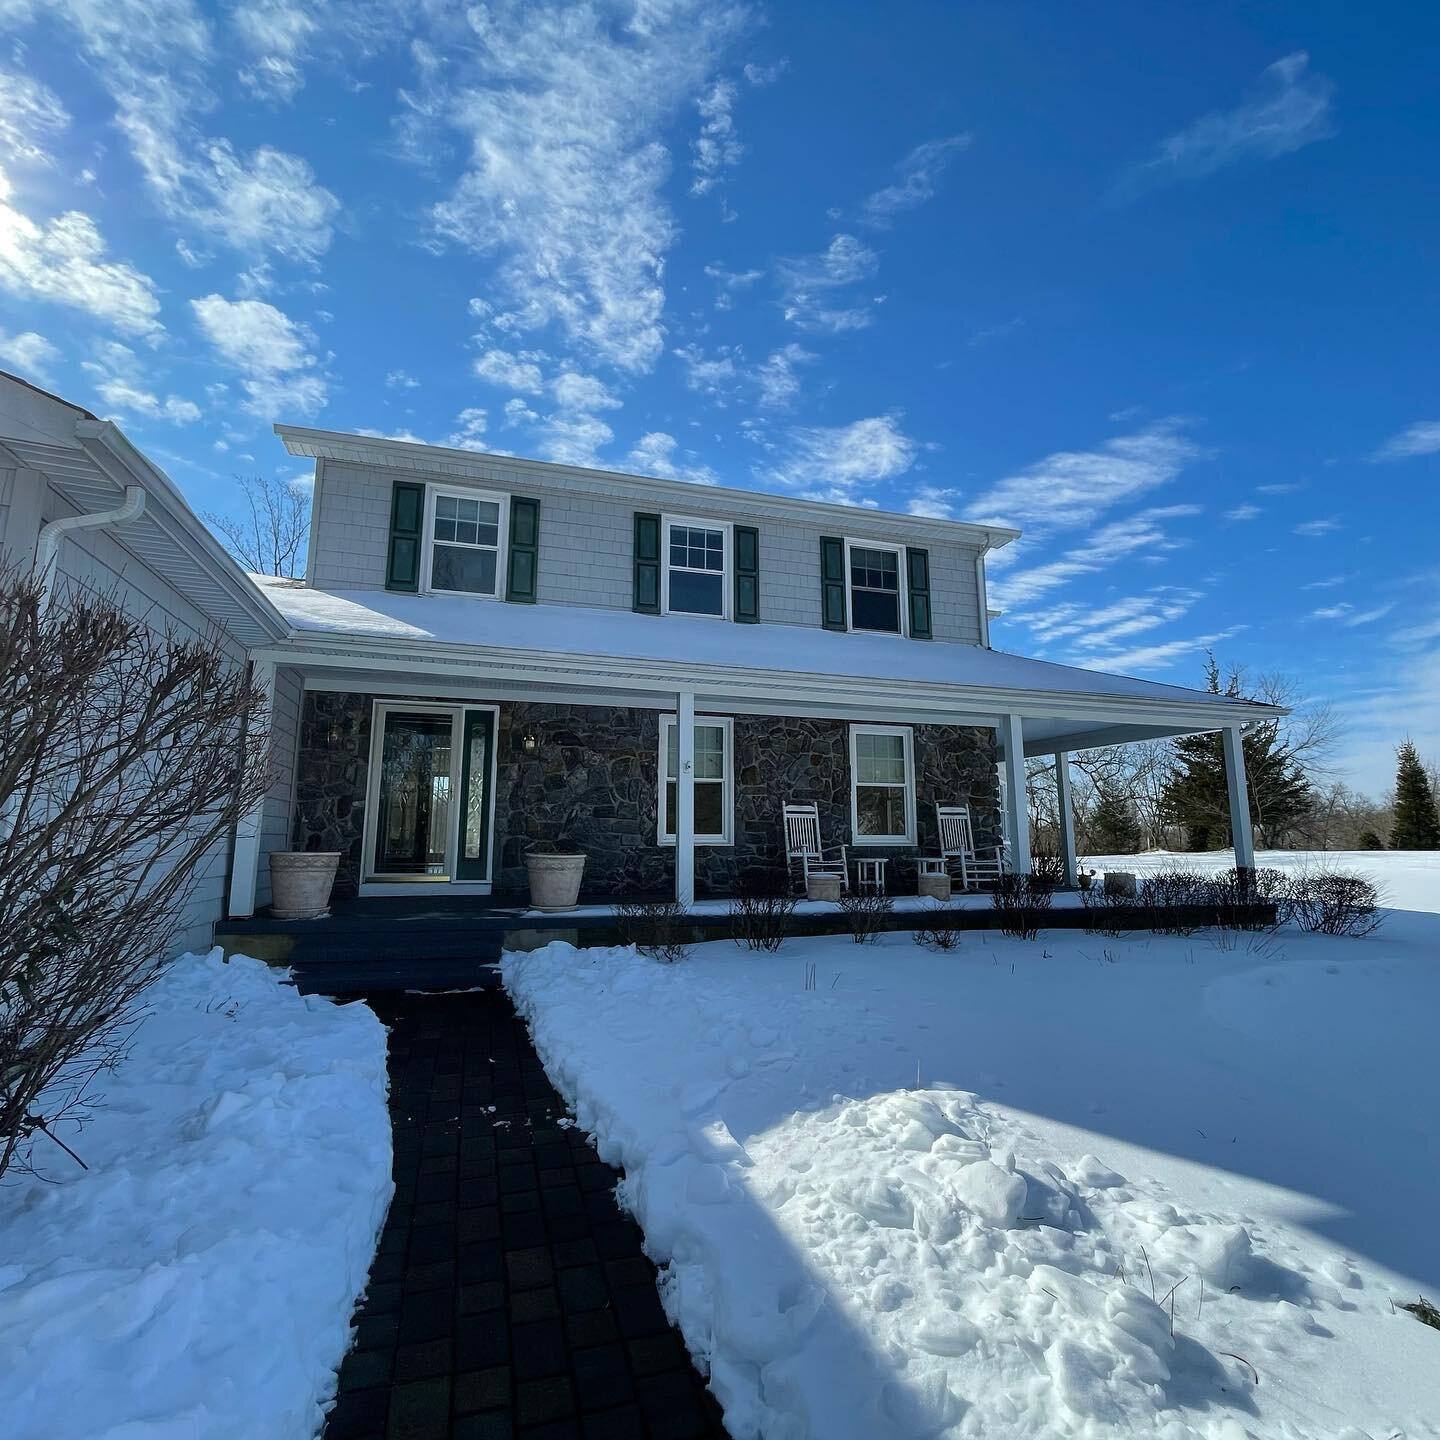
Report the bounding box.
[286,955,505,998]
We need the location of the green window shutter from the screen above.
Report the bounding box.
[733,524,759,623]
[819,535,847,631]
[506,496,540,602]
[633,511,661,613]
[906,546,932,639]
[385,480,425,592]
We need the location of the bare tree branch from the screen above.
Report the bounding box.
[203,474,310,578]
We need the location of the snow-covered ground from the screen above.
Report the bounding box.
[504,852,1440,1439]
[1,951,393,1440]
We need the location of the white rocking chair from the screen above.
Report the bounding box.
[782,802,850,894]
[919,803,1006,891]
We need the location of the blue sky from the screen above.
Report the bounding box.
[0,0,1435,794]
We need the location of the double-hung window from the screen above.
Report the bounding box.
[663,517,729,618]
[658,714,733,844]
[846,540,903,634]
[427,487,507,597]
[850,725,914,844]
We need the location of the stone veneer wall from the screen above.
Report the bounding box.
[290,693,1001,901]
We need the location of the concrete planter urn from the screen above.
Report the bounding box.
[269,851,340,919]
[1103,870,1137,899]
[806,873,843,903]
[526,851,587,911]
[918,872,952,903]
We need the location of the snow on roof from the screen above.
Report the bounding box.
[252,576,1258,711]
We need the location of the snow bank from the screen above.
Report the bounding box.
[504,908,1440,1439]
[0,951,392,1440]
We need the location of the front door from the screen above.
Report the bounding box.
[366,703,495,885]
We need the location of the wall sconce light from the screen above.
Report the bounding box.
[326,719,349,746]
[521,731,539,756]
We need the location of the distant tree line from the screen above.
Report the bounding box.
[1026,653,1440,856]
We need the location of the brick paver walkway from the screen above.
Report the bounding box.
[323,990,729,1440]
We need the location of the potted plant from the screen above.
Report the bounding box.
[1077,868,1096,892]
[525,838,587,911]
[269,849,341,919]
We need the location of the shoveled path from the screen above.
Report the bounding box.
[323,988,729,1440]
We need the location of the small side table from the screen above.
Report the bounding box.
[853,857,888,895]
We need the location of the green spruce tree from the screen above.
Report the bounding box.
[1091,780,1143,854]
[1390,741,1440,850]
[1161,655,1315,850]
[1356,828,1385,851]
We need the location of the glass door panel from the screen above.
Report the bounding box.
[373,711,454,877]
[456,709,493,881]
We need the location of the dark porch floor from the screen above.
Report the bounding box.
[324,989,729,1440]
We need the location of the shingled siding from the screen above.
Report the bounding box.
[289,692,1001,901]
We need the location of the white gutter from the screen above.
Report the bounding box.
[35,484,146,614]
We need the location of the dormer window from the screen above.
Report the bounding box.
[425,487,508,598]
[663,516,730,618]
[847,540,903,634]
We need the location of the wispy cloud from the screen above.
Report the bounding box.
[0,166,163,338]
[627,431,717,485]
[1015,588,1204,649]
[0,327,59,382]
[83,339,199,424]
[1116,52,1335,197]
[1372,420,1440,461]
[1294,516,1340,536]
[860,134,970,227]
[1311,601,1394,626]
[777,233,878,334]
[385,369,419,390]
[964,420,1200,534]
[704,261,763,311]
[409,0,749,375]
[474,348,547,395]
[1225,502,1261,521]
[764,414,918,503]
[754,344,814,409]
[967,316,1024,348]
[0,69,70,164]
[1071,628,1243,674]
[191,294,328,417]
[690,79,742,199]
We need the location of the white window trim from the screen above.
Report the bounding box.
[658,713,734,845]
[849,723,916,845]
[843,536,907,636]
[661,514,732,621]
[421,484,510,600]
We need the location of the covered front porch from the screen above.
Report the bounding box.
[226,584,1279,926]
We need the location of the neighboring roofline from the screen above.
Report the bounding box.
[274,423,1022,551]
[72,419,289,642]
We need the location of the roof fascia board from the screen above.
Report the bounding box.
[275,424,1019,551]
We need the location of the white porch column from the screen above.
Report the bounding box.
[675,690,696,907]
[227,657,275,919]
[1055,751,1079,888]
[1000,712,1031,875]
[1222,724,1256,872]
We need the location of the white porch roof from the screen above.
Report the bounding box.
[251,577,1282,757]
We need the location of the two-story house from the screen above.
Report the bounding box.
[218,425,1278,913]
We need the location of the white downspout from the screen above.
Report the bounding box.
[35,484,147,615]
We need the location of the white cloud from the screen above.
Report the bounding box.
[410,0,748,374]
[765,414,918,501]
[860,134,970,226]
[1226,502,1262,521]
[967,316,1024,348]
[0,327,59,381]
[191,293,327,417]
[690,78,742,198]
[1312,600,1394,627]
[1117,52,1335,196]
[0,69,70,164]
[445,406,488,451]
[704,261,763,310]
[905,485,960,520]
[672,342,739,401]
[386,368,419,390]
[1294,516,1340,536]
[1072,629,1243,674]
[502,396,538,427]
[24,0,338,260]
[82,338,200,424]
[754,344,813,409]
[474,348,546,394]
[1372,420,1440,461]
[626,431,717,485]
[536,411,613,468]
[0,166,163,338]
[551,370,621,412]
[778,233,878,334]
[742,58,786,86]
[965,421,1200,534]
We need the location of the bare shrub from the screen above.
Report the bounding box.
[1081,887,1136,937]
[0,569,269,1179]
[837,890,893,944]
[913,904,962,953]
[990,872,1053,940]
[1206,866,1290,932]
[1029,852,1066,891]
[1289,870,1382,937]
[1138,869,1211,935]
[614,899,693,962]
[729,868,796,952]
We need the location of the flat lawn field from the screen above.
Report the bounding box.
[504,852,1440,1440]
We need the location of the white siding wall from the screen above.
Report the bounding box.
[310,459,986,645]
[254,667,302,911]
[5,474,256,955]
